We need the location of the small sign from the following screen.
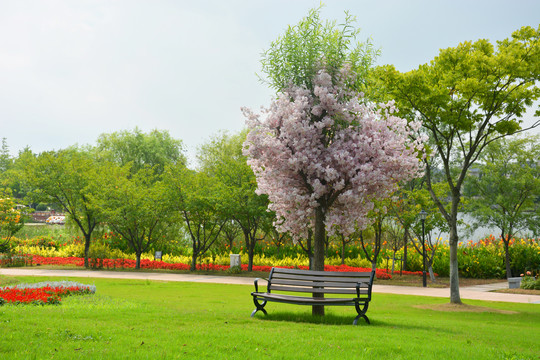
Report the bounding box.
[155,251,163,260]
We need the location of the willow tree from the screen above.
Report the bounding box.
[373,25,540,303]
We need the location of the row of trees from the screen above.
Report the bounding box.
[0,128,273,271]
[3,128,537,274]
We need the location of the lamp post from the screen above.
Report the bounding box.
[419,210,428,287]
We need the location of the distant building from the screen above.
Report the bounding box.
[31,210,64,223]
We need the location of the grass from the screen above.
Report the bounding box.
[0,275,539,359]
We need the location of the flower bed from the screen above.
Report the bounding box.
[31,255,437,280]
[0,281,96,305]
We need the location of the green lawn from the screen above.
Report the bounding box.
[1,276,538,359]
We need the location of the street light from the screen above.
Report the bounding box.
[419,210,428,287]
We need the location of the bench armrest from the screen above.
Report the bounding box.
[356,271,375,299]
[253,278,269,293]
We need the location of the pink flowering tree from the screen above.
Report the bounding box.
[243,68,425,275]
[245,7,425,316]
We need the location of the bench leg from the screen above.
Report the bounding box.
[353,302,370,325]
[251,297,268,317]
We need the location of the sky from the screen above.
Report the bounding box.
[1,0,539,166]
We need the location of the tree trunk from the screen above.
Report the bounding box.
[191,252,197,271]
[428,265,436,283]
[248,241,255,272]
[503,240,512,279]
[136,253,141,270]
[448,224,462,304]
[84,234,91,269]
[341,238,345,265]
[312,206,326,316]
[307,230,313,270]
[243,230,254,272]
[403,230,408,271]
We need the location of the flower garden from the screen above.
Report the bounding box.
[0,281,96,305]
[2,229,539,281]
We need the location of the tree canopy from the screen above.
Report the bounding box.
[96,127,185,174]
[260,5,378,94]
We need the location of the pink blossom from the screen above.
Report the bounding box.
[243,68,425,240]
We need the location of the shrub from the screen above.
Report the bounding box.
[227,265,242,274]
[511,239,540,276]
[521,275,540,290]
[346,257,372,269]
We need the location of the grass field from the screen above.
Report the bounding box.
[1,275,539,359]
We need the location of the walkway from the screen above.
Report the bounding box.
[1,268,539,304]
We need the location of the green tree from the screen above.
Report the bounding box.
[164,165,225,271]
[358,199,391,270]
[24,149,101,268]
[388,179,426,271]
[0,188,24,252]
[1,147,34,200]
[373,25,540,303]
[93,165,173,269]
[96,128,185,175]
[0,138,12,174]
[466,135,540,278]
[197,131,270,271]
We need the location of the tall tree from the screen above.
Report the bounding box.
[164,165,225,271]
[198,131,270,271]
[373,25,540,303]
[94,165,173,269]
[24,149,101,268]
[466,135,540,278]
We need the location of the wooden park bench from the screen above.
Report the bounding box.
[250,267,375,325]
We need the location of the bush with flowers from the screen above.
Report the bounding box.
[520,271,540,290]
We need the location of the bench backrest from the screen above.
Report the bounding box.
[268,268,375,300]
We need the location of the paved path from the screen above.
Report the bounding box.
[2,268,539,304]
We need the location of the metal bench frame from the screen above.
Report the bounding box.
[251,267,375,325]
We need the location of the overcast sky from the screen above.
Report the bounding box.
[1,0,539,166]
